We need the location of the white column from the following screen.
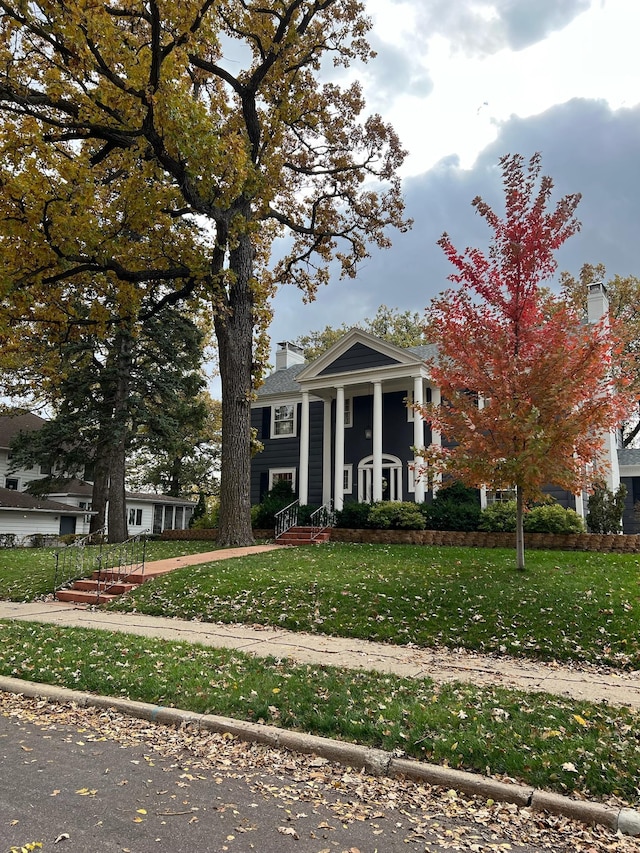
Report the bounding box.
[334,386,345,511]
[413,375,425,503]
[322,399,332,505]
[478,395,486,507]
[299,390,310,504]
[430,385,442,496]
[372,381,383,502]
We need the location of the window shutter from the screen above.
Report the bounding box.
[262,407,270,439]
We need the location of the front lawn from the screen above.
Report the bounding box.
[109,543,640,669]
[1,619,638,804]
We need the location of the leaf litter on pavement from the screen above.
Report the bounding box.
[2,691,639,852]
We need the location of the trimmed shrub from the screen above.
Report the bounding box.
[335,501,374,529]
[479,501,517,532]
[252,480,296,528]
[524,504,585,534]
[480,500,586,534]
[422,481,481,531]
[367,501,426,530]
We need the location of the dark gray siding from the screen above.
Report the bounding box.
[307,401,325,505]
[621,476,640,534]
[250,402,325,506]
[318,343,400,376]
[542,485,577,511]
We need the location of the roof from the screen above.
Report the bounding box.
[257,362,307,397]
[43,479,195,505]
[0,487,87,514]
[44,478,94,498]
[618,448,640,468]
[0,411,47,449]
[125,491,197,505]
[256,334,438,399]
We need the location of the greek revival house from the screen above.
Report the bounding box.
[251,329,441,511]
[251,320,640,533]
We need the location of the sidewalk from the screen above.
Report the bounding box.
[1,594,640,708]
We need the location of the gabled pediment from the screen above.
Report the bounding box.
[295,328,427,383]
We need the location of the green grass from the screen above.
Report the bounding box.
[108,543,640,669]
[0,539,221,601]
[1,619,638,803]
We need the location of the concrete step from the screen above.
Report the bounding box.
[276,527,331,546]
[91,570,147,585]
[56,589,121,605]
[73,579,138,595]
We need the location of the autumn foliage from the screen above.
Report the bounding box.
[417,154,635,567]
[0,0,409,544]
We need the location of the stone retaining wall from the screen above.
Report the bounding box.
[329,528,640,552]
[161,527,640,552]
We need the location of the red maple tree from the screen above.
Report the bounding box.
[417,153,635,569]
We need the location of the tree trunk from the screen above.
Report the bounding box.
[105,328,133,543]
[89,440,109,536]
[515,487,526,571]
[108,433,128,543]
[214,228,255,546]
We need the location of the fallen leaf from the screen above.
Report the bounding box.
[54,833,70,844]
[277,826,299,839]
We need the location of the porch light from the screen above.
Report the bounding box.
[364,428,373,440]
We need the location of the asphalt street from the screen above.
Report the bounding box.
[0,696,550,853]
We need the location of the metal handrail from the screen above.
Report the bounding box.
[275,499,299,539]
[310,500,335,540]
[54,529,149,602]
[94,531,150,601]
[54,527,107,592]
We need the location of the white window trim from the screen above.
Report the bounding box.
[269,467,297,491]
[406,390,414,422]
[344,396,353,428]
[271,401,297,438]
[343,464,353,494]
[407,462,415,493]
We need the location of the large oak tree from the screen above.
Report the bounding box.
[0,0,408,545]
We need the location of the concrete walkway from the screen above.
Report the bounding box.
[1,540,640,709]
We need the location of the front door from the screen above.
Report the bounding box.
[59,516,76,535]
[357,455,403,502]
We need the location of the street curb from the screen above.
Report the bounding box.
[0,675,636,835]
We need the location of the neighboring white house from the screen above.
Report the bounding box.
[0,486,88,543]
[0,412,195,540]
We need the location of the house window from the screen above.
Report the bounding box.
[344,397,353,428]
[175,506,184,529]
[272,404,296,437]
[343,465,353,494]
[269,468,296,491]
[40,464,51,475]
[486,488,517,504]
[128,508,143,526]
[4,478,18,490]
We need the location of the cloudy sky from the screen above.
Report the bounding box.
[265,0,640,362]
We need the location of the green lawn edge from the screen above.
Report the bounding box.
[1,619,638,806]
